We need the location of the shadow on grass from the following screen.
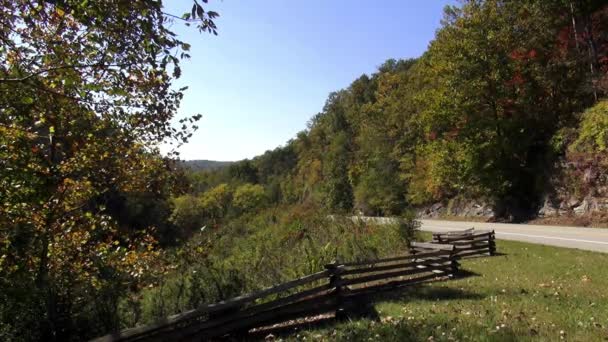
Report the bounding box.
[245,271,484,341]
[456,251,508,260]
[347,271,483,307]
[245,314,339,341]
[454,268,482,278]
[248,312,524,342]
[370,283,485,303]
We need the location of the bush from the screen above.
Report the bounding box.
[169,194,205,233]
[232,183,267,213]
[570,100,608,153]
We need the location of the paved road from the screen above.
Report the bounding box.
[420,219,608,253]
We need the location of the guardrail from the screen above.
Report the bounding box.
[93,246,459,341]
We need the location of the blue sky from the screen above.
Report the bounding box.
[164,0,456,161]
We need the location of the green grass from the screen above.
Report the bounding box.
[282,238,608,341]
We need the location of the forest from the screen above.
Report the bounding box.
[1,0,607,341]
[183,1,608,221]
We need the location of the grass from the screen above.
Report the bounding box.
[278,236,608,341]
[124,208,412,328]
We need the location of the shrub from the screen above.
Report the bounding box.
[169,194,205,233]
[570,100,608,153]
[232,183,268,213]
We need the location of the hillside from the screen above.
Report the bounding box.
[3,1,608,340]
[181,159,234,171]
[181,1,608,223]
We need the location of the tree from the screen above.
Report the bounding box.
[408,0,596,218]
[169,195,206,235]
[199,184,233,224]
[0,0,219,339]
[228,160,259,184]
[232,183,268,213]
[321,93,354,213]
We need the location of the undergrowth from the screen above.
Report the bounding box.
[120,205,415,328]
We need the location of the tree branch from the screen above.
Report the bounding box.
[0,63,136,83]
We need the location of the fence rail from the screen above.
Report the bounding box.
[429,229,496,257]
[93,246,460,342]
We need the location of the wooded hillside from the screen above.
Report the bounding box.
[185,0,608,222]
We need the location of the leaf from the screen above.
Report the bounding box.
[196,4,204,19]
[21,97,34,105]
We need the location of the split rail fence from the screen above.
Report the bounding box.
[429,228,496,258]
[94,244,459,342]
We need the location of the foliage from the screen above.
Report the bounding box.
[232,183,268,213]
[199,183,233,223]
[3,0,608,339]
[182,159,233,172]
[570,100,608,152]
[0,0,219,340]
[169,195,205,235]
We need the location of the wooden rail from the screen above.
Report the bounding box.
[427,228,496,258]
[92,247,460,342]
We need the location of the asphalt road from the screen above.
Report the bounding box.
[420,219,608,253]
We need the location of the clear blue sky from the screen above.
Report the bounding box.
[164,0,456,161]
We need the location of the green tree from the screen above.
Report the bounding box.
[169,195,205,235]
[570,100,608,152]
[232,183,268,213]
[317,93,353,212]
[199,184,233,224]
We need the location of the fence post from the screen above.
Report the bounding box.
[325,262,346,320]
[448,246,459,277]
[488,231,496,256]
[436,234,442,244]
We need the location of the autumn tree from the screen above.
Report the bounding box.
[407,0,598,218]
[0,0,219,339]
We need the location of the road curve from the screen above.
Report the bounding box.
[420,219,608,253]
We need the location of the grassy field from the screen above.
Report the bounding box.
[278,237,608,341]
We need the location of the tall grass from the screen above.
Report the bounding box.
[121,204,416,328]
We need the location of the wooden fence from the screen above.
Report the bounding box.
[429,229,496,258]
[93,246,459,342]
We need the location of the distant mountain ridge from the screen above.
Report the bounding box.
[181,159,234,171]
